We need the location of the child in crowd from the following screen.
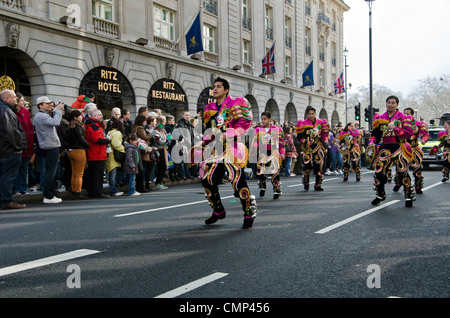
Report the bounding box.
[123,133,143,196]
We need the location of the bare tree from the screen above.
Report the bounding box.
[409,74,450,122]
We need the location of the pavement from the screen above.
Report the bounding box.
[11,176,203,205]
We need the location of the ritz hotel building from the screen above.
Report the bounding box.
[0,0,349,124]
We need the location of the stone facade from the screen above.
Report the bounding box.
[0,0,349,123]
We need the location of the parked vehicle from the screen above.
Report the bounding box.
[439,113,450,126]
[420,126,445,167]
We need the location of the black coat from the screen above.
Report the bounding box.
[67,122,90,150]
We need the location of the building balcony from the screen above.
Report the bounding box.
[243,17,252,31]
[204,51,218,64]
[203,0,218,16]
[305,45,311,56]
[317,13,331,26]
[154,35,178,53]
[93,17,119,39]
[0,0,22,10]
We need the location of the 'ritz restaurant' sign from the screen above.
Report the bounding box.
[151,80,186,102]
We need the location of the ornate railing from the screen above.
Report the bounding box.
[153,35,178,52]
[93,17,119,38]
[1,0,22,10]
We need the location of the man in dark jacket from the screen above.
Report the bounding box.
[0,90,27,209]
[85,109,110,198]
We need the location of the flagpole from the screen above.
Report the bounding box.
[170,5,202,52]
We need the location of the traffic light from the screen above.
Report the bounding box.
[354,104,360,121]
[364,107,370,122]
[373,107,379,114]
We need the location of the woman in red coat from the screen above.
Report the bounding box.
[84,109,110,198]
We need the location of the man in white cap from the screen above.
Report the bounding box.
[34,96,64,204]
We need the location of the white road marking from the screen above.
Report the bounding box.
[287,171,373,188]
[114,195,235,218]
[0,249,101,278]
[315,181,443,234]
[315,200,401,234]
[154,272,229,298]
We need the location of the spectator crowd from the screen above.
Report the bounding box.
[0,90,200,209]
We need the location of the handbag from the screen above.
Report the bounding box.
[113,148,126,164]
[285,144,293,153]
[167,153,175,170]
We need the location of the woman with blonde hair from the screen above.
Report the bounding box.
[106,118,125,196]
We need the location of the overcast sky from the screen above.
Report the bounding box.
[343,0,450,96]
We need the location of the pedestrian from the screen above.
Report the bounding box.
[34,96,65,204]
[59,104,74,193]
[254,111,285,199]
[295,106,329,191]
[132,114,153,192]
[105,107,121,134]
[106,117,125,197]
[138,106,149,117]
[67,110,89,200]
[329,128,343,175]
[165,115,180,181]
[123,133,143,196]
[152,115,169,190]
[13,93,34,196]
[144,116,158,190]
[0,89,27,209]
[82,103,97,123]
[121,109,132,139]
[85,109,110,198]
[369,96,415,207]
[199,77,257,228]
[71,93,95,110]
[283,125,297,177]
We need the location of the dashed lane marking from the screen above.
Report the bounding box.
[0,249,101,278]
[154,272,229,298]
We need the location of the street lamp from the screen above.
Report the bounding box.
[365,0,374,130]
[344,46,349,124]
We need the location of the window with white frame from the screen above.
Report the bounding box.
[285,56,292,77]
[243,40,251,64]
[203,25,216,53]
[285,17,292,48]
[242,0,251,30]
[92,0,114,21]
[154,6,175,41]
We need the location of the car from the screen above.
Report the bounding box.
[420,126,445,167]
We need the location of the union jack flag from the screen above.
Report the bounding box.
[334,72,346,95]
[262,43,276,75]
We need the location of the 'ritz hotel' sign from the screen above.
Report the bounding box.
[98,69,122,93]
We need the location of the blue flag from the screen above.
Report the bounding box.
[185,12,204,55]
[302,61,314,87]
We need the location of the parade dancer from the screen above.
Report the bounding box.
[338,123,362,182]
[193,77,257,229]
[253,112,285,199]
[429,120,450,182]
[393,108,429,194]
[295,106,329,191]
[369,96,415,207]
